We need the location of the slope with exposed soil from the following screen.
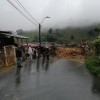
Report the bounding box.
[56,47,86,60]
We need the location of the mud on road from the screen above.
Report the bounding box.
[56,47,86,60]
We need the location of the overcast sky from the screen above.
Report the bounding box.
[0,0,100,31]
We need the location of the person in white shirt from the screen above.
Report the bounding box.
[28,46,33,61]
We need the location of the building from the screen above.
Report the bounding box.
[0,31,29,68]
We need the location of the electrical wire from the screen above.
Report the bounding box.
[15,0,39,24]
[7,0,49,32]
[41,27,48,32]
[7,0,38,27]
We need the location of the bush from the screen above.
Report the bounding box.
[93,38,100,56]
[85,54,100,77]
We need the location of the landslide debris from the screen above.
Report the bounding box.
[56,47,86,60]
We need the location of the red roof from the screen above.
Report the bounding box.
[23,43,39,47]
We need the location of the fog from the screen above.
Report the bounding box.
[0,0,100,31]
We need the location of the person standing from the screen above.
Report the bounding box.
[45,46,49,60]
[28,46,33,61]
[33,48,36,59]
[16,46,22,67]
[25,46,29,60]
[37,46,40,59]
[42,47,46,59]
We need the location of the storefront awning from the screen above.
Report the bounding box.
[0,31,29,39]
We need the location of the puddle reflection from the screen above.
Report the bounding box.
[42,59,45,67]
[45,60,49,71]
[36,60,40,72]
[35,59,50,72]
[15,67,21,87]
[28,62,32,74]
[92,77,100,94]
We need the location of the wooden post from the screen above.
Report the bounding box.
[4,46,8,67]
[21,38,23,45]
[13,46,16,63]
[17,38,18,44]
[26,38,28,47]
[39,23,41,46]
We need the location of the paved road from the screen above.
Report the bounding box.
[0,58,100,100]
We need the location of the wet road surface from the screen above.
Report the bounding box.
[0,58,100,100]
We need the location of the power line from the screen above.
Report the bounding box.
[41,27,48,32]
[7,0,50,33]
[41,25,49,30]
[7,0,38,27]
[15,0,39,24]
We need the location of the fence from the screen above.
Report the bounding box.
[0,49,5,68]
[0,45,16,68]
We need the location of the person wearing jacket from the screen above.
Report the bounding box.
[45,46,49,60]
[16,46,22,67]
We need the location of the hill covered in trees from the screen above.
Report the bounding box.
[17,24,100,43]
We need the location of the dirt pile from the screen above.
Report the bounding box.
[56,47,86,60]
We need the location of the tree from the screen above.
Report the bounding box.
[88,30,96,38]
[34,35,38,42]
[55,29,59,35]
[48,28,53,34]
[16,29,23,35]
[70,35,74,40]
[46,34,57,42]
[88,28,100,38]
[93,38,100,57]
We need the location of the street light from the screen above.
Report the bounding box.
[39,16,50,46]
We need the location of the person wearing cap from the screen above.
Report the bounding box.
[16,46,22,67]
[45,46,49,60]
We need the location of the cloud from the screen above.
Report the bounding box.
[0,0,100,31]
[43,0,100,28]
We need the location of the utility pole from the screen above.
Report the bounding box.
[39,16,50,46]
[39,23,41,46]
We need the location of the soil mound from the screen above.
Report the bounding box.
[56,47,86,60]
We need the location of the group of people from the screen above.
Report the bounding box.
[28,46,50,61]
[16,45,50,67]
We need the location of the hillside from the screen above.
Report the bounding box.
[20,24,100,43]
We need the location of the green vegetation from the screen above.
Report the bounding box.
[22,31,39,42]
[85,36,100,77]
[18,26,92,43]
[85,54,100,77]
[93,39,100,56]
[16,24,100,43]
[45,27,89,43]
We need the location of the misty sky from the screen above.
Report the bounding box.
[0,0,100,31]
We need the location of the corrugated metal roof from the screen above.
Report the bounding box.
[0,32,29,39]
[0,31,12,34]
[22,43,39,47]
